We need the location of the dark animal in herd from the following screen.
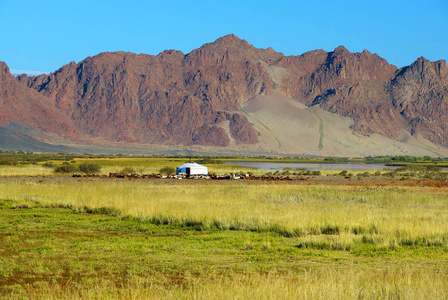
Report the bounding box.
[72,173,311,181]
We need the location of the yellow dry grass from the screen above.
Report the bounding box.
[1,178,448,299]
[0,165,54,177]
[5,268,447,299]
[2,179,447,247]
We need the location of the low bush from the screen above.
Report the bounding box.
[295,168,307,175]
[357,171,370,177]
[0,157,18,165]
[42,162,55,168]
[382,172,395,178]
[79,163,102,175]
[119,166,136,175]
[54,165,80,173]
[339,170,348,176]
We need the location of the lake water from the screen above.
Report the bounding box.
[225,162,399,171]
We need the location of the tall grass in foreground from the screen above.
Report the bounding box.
[4,268,448,299]
[2,179,448,249]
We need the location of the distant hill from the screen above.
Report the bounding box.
[1,35,447,156]
[0,127,73,153]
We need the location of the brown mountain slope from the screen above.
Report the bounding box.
[19,36,266,146]
[389,57,448,146]
[0,62,79,140]
[12,34,448,153]
[277,46,407,138]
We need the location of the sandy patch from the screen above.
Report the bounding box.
[228,92,448,157]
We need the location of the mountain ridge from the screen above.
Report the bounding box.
[2,34,447,156]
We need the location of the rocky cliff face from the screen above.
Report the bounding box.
[18,35,278,146]
[5,34,448,152]
[389,57,448,146]
[0,62,78,139]
[277,46,406,138]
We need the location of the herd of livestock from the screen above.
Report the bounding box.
[72,173,311,181]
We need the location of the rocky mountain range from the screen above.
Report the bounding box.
[1,34,447,156]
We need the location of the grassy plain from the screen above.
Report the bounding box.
[0,157,269,177]
[1,174,448,299]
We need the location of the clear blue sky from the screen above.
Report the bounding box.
[1,0,447,74]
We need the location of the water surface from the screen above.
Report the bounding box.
[225,162,399,171]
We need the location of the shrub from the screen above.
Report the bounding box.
[357,171,370,177]
[42,162,55,168]
[159,166,175,174]
[119,166,136,175]
[79,163,102,175]
[338,170,348,176]
[295,168,307,175]
[425,165,442,172]
[54,165,79,173]
[382,172,395,178]
[0,157,18,165]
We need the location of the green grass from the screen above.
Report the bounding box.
[1,198,448,299]
[1,179,448,298]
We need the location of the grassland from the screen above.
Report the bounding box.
[1,173,448,299]
[1,155,448,299]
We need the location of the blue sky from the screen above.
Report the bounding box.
[0,0,447,74]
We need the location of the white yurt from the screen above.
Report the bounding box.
[176,162,208,176]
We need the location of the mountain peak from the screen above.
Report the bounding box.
[416,56,428,62]
[406,56,448,79]
[333,45,349,54]
[361,49,371,55]
[211,34,251,49]
[216,34,242,42]
[0,61,13,83]
[0,61,10,73]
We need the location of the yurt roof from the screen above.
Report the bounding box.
[176,162,207,169]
